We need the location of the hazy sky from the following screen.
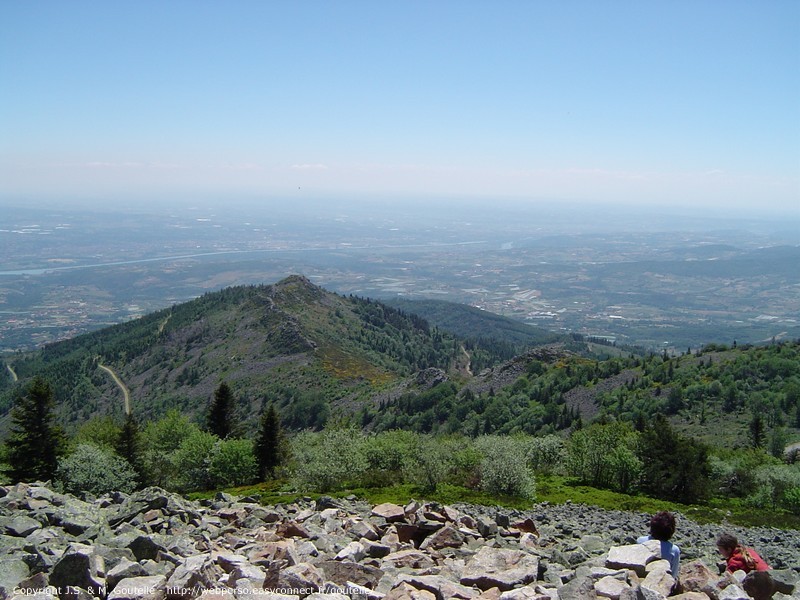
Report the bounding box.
[1,1,798,214]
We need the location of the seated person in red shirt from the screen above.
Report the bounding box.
[716,533,771,573]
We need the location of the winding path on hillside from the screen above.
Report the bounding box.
[6,363,18,382]
[98,363,131,415]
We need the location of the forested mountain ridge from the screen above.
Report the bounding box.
[365,339,800,451]
[0,276,469,432]
[1,276,799,454]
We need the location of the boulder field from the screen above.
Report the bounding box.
[0,483,798,600]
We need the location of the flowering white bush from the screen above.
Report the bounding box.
[475,435,536,500]
[56,443,137,497]
[746,463,800,511]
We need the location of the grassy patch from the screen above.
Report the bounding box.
[536,475,800,529]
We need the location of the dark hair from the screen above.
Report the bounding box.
[649,511,676,541]
[717,533,738,551]
[717,533,756,570]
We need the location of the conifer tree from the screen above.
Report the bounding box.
[207,382,236,439]
[749,413,765,449]
[7,377,64,483]
[115,412,144,486]
[255,403,283,480]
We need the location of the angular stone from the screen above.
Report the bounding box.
[419,523,465,551]
[557,575,597,599]
[595,575,630,600]
[276,521,311,539]
[1,515,42,537]
[275,562,324,595]
[718,584,749,600]
[634,586,665,600]
[461,546,539,592]
[107,557,149,592]
[382,549,437,570]
[14,572,49,594]
[214,553,249,573]
[362,538,392,559]
[384,582,436,600]
[8,591,59,600]
[511,518,539,536]
[606,545,657,577]
[372,503,406,522]
[129,536,168,562]
[679,560,719,596]
[670,594,711,600]
[50,543,105,597]
[248,540,300,567]
[396,574,478,599]
[107,575,167,600]
[640,568,675,598]
[228,564,266,588]
[334,541,365,562]
[347,519,380,541]
[476,517,498,539]
[317,560,384,589]
[0,558,31,598]
[165,555,222,599]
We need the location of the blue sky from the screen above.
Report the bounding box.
[1,1,798,214]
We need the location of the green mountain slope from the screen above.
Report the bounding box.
[0,276,464,431]
[2,275,798,452]
[365,339,800,450]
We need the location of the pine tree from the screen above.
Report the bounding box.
[638,414,710,504]
[255,403,283,480]
[749,413,766,449]
[115,412,144,486]
[7,377,64,483]
[207,382,236,439]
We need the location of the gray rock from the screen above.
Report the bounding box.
[460,546,539,591]
[594,575,630,599]
[1,515,43,537]
[317,560,384,589]
[372,504,406,523]
[107,575,167,600]
[557,575,597,599]
[606,545,657,577]
[164,555,222,599]
[0,558,31,598]
[107,557,149,593]
[718,584,749,600]
[228,563,266,588]
[49,543,105,598]
[276,563,324,595]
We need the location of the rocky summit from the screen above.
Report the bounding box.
[0,483,798,600]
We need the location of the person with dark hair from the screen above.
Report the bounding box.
[716,533,770,573]
[637,511,681,577]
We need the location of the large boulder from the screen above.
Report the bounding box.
[460,546,539,591]
[49,543,105,597]
[606,545,658,578]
